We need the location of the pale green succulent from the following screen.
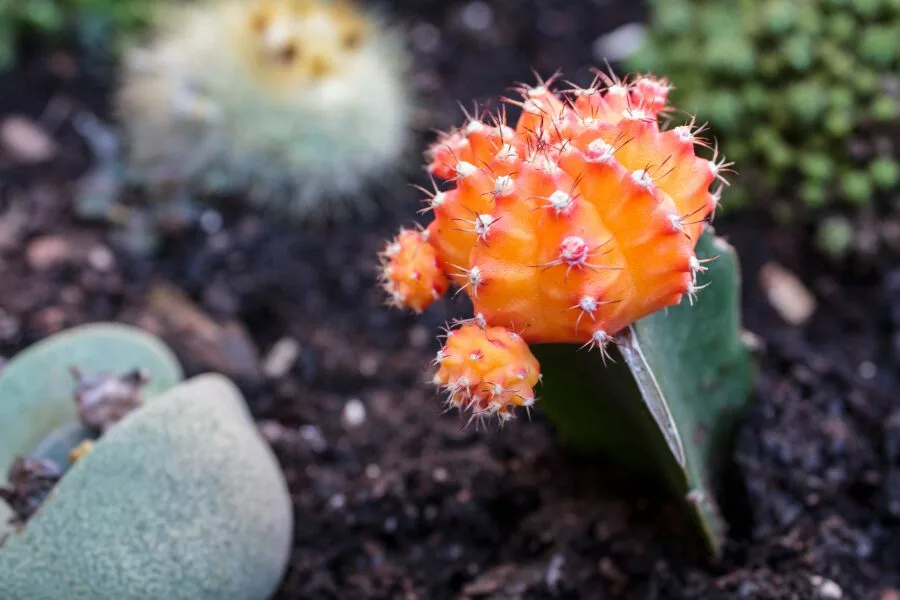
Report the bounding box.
[0,323,292,600]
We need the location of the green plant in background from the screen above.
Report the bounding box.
[376,72,755,556]
[0,323,293,599]
[0,0,156,70]
[0,0,65,69]
[628,0,900,216]
[114,0,412,220]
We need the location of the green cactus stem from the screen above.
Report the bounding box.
[533,227,754,558]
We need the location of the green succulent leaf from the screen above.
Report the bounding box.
[628,0,900,212]
[0,374,292,600]
[534,228,754,558]
[869,156,900,189]
[0,323,183,535]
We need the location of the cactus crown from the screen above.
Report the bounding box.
[379,69,729,423]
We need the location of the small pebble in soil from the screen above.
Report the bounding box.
[358,353,379,377]
[342,398,367,428]
[257,420,287,445]
[27,235,71,271]
[199,210,224,235]
[810,575,843,599]
[0,199,29,253]
[87,245,115,272]
[858,361,877,380]
[460,1,493,31]
[328,494,346,510]
[545,553,565,591]
[759,262,817,326]
[0,308,20,342]
[262,337,300,379]
[0,116,58,164]
[299,425,327,453]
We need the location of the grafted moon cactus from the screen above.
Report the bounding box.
[380,71,727,415]
[378,70,754,556]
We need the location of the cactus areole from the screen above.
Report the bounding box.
[380,70,729,423]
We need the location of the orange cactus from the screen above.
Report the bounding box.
[378,69,729,422]
[378,228,449,313]
[433,323,541,423]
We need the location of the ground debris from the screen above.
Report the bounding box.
[142,281,262,382]
[0,457,62,526]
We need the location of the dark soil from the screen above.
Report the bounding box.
[2,1,900,598]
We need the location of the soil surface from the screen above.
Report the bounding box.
[2,1,900,599]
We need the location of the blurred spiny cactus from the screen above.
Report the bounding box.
[377,71,753,555]
[629,0,900,212]
[115,0,411,219]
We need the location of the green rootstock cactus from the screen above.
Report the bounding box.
[628,0,900,212]
[0,323,292,599]
[376,72,755,556]
[534,230,753,556]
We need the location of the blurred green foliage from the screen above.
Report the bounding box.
[0,0,156,70]
[629,0,900,212]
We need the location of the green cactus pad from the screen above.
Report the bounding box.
[0,322,184,534]
[0,374,293,600]
[534,227,754,557]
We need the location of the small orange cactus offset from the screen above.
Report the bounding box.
[433,323,541,423]
[378,69,730,422]
[379,228,449,313]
